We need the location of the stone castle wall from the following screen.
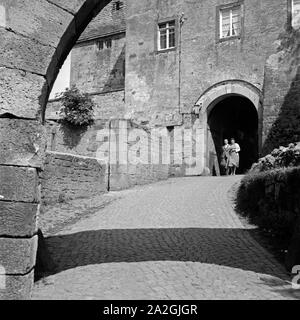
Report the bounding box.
[71,33,126,94]
[52,0,300,159]
[46,91,125,122]
[125,0,286,127]
[41,120,172,203]
[262,28,300,154]
[67,0,127,119]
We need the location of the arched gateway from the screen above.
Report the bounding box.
[194,81,263,175]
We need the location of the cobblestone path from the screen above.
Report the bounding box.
[33,176,300,300]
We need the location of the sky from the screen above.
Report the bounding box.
[49,53,71,100]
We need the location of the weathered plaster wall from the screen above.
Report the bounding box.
[108,120,170,190]
[125,0,182,126]
[42,120,170,197]
[58,1,127,119]
[45,119,109,157]
[262,28,300,154]
[125,0,287,126]
[179,0,286,113]
[46,90,125,121]
[71,33,126,94]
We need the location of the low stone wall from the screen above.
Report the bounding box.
[41,152,108,205]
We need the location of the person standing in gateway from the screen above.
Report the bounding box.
[228,138,241,175]
[221,139,230,175]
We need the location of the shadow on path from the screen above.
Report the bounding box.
[37,227,289,281]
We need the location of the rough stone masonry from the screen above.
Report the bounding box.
[0,0,111,300]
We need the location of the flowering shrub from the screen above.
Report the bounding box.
[57,86,95,126]
[251,142,300,172]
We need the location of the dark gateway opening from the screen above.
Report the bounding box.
[207,95,259,175]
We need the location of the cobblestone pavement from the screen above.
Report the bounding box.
[33,176,300,300]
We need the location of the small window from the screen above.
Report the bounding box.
[113,1,123,11]
[97,40,104,50]
[219,5,241,39]
[292,0,300,29]
[96,39,112,50]
[105,39,112,49]
[158,21,176,51]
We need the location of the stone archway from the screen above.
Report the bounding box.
[207,95,259,174]
[193,81,262,175]
[0,0,111,299]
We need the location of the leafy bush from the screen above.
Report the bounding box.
[251,142,300,173]
[57,86,95,126]
[236,167,300,242]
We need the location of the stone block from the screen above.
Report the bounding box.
[0,119,46,168]
[2,0,74,47]
[0,202,38,237]
[0,270,34,300]
[0,166,39,203]
[0,236,38,274]
[0,28,55,75]
[0,67,45,118]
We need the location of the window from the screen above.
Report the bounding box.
[105,39,112,49]
[219,5,241,39]
[158,21,176,51]
[113,1,123,11]
[96,39,112,50]
[97,40,104,50]
[292,0,300,29]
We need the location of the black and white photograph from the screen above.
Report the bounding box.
[0,0,300,307]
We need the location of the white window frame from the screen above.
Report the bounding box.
[158,21,176,51]
[219,5,241,39]
[292,0,300,29]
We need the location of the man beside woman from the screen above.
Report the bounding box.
[221,138,240,176]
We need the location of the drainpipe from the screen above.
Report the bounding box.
[178,13,186,116]
[50,124,57,151]
[107,119,112,192]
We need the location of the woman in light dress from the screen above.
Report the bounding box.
[221,139,230,175]
[228,138,241,176]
